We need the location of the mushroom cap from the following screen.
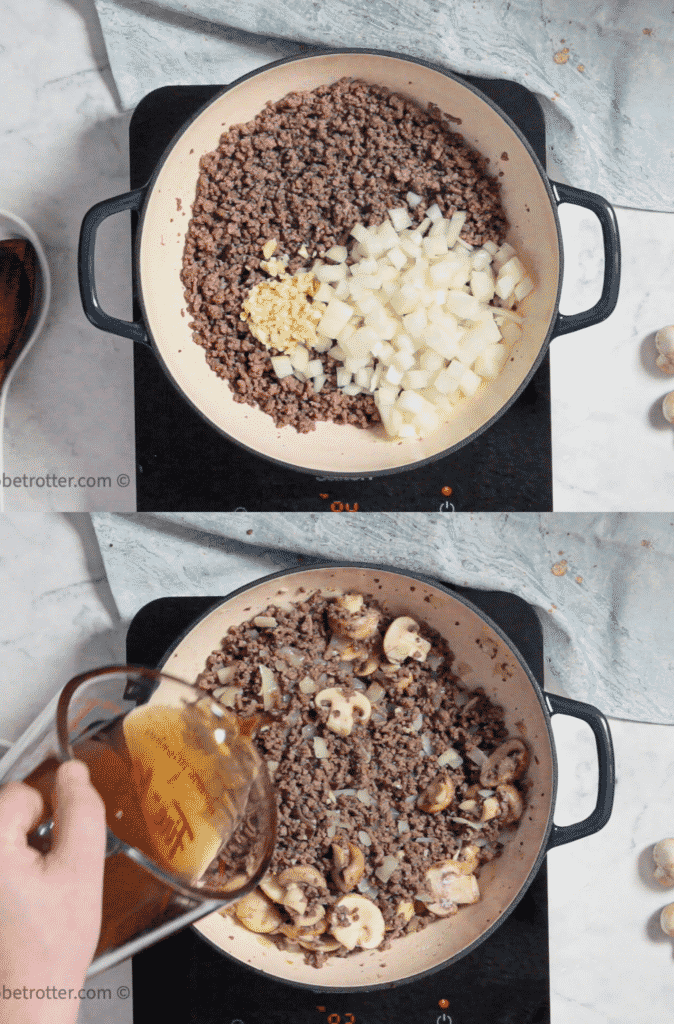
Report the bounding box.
[417,777,455,813]
[479,737,529,788]
[655,326,674,355]
[234,889,284,933]
[653,838,674,885]
[258,872,286,903]
[277,865,327,890]
[383,616,431,664]
[315,687,372,736]
[661,902,674,936]
[663,392,674,424]
[329,895,386,950]
[327,595,382,641]
[496,783,523,824]
[331,841,366,892]
[425,861,480,906]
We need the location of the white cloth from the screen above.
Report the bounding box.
[91,512,674,724]
[92,0,674,212]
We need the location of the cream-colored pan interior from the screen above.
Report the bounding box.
[158,566,554,988]
[139,52,560,476]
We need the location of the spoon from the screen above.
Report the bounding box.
[0,237,37,389]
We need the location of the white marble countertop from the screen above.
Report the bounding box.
[1,510,673,1023]
[2,0,674,511]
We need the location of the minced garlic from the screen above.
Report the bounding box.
[241,271,326,354]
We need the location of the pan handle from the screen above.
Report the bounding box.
[78,188,152,347]
[550,180,621,337]
[545,692,615,850]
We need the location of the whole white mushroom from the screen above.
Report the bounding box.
[653,838,674,885]
[662,393,674,425]
[661,903,674,936]
[655,326,674,374]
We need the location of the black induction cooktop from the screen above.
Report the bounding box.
[129,76,551,511]
[128,585,550,1024]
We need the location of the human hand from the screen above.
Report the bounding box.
[0,760,106,1024]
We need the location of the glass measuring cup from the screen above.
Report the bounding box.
[0,666,276,976]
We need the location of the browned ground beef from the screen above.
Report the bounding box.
[196,592,527,966]
[181,78,508,432]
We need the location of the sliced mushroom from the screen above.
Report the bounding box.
[479,738,529,788]
[279,909,326,939]
[378,661,401,677]
[395,900,416,924]
[296,934,344,952]
[425,860,480,914]
[277,865,327,890]
[394,671,414,693]
[454,844,481,875]
[331,841,365,892]
[427,901,459,918]
[281,882,308,917]
[294,904,326,929]
[327,594,382,642]
[325,636,368,662]
[234,889,284,934]
[258,872,286,904]
[354,655,380,677]
[315,688,372,737]
[496,783,523,824]
[481,796,500,822]
[329,895,386,950]
[383,617,431,664]
[417,778,455,814]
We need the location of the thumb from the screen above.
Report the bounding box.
[49,760,107,874]
[0,781,45,851]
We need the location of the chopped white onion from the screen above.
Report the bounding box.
[365,681,385,703]
[264,202,531,438]
[466,745,488,767]
[271,355,293,379]
[216,664,237,684]
[259,664,277,711]
[437,748,463,769]
[325,244,348,263]
[212,685,241,706]
[313,736,329,759]
[375,856,401,883]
